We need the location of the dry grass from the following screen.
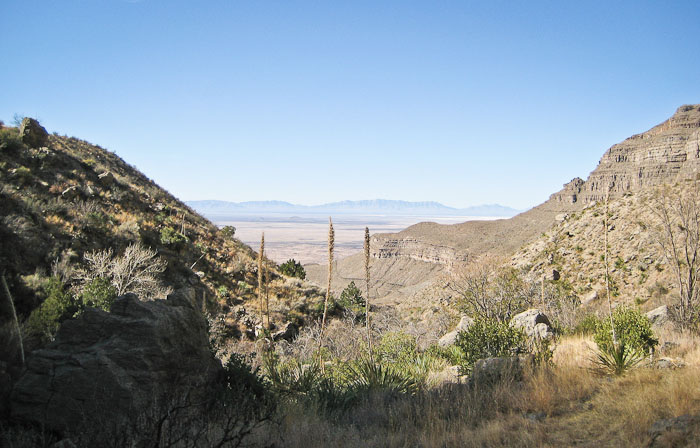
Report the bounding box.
[552,334,597,369]
[273,334,700,447]
[655,326,700,365]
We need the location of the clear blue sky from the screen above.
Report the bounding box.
[2,1,699,210]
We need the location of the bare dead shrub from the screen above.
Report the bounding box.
[77,243,169,300]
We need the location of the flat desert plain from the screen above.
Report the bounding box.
[206,214,500,265]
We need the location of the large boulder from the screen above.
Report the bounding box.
[511,309,554,340]
[10,288,222,433]
[438,315,474,347]
[273,321,298,342]
[471,354,534,385]
[18,117,49,148]
[646,305,670,329]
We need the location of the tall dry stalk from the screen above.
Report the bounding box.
[318,217,334,369]
[258,233,265,329]
[603,188,617,344]
[265,259,270,329]
[2,272,24,367]
[364,227,372,357]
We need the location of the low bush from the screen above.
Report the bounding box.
[455,317,526,375]
[80,276,117,310]
[574,314,600,335]
[376,331,417,365]
[280,258,306,279]
[0,127,25,152]
[593,306,657,354]
[221,225,236,239]
[159,226,188,249]
[25,277,78,343]
[336,281,367,320]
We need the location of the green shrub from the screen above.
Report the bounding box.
[80,277,117,310]
[279,258,305,279]
[615,257,627,271]
[455,317,526,375]
[427,344,466,366]
[574,314,600,335]
[159,226,188,248]
[217,285,230,299]
[594,306,657,354]
[13,166,33,185]
[376,331,417,365]
[221,225,236,239]
[26,277,78,342]
[338,281,364,314]
[237,281,252,293]
[0,128,25,152]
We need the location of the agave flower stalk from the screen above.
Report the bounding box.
[364,227,372,358]
[318,217,334,369]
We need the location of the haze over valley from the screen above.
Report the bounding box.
[188,199,518,264]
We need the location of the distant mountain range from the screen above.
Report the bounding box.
[186,199,521,217]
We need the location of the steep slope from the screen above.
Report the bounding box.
[373,104,700,267]
[511,182,697,316]
[306,104,700,314]
[0,120,323,366]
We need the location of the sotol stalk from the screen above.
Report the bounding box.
[318,218,334,369]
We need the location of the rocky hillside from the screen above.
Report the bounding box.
[0,119,324,366]
[371,104,700,268]
[306,104,700,321]
[512,184,686,316]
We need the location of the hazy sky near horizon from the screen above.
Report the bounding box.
[2,1,699,210]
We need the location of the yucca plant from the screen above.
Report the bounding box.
[265,356,323,397]
[344,358,419,396]
[593,342,645,376]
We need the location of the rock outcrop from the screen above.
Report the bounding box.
[646,305,670,328]
[579,105,700,204]
[18,118,49,148]
[471,354,534,385]
[367,104,700,277]
[511,309,554,340]
[273,321,299,342]
[372,236,470,266]
[10,288,222,433]
[438,315,474,347]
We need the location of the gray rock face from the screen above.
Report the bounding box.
[10,288,222,433]
[511,309,554,340]
[655,357,686,370]
[471,354,534,385]
[438,315,474,347]
[646,305,670,328]
[19,118,49,148]
[273,321,298,342]
[648,414,700,447]
[582,289,598,305]
[98,171,116,187]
